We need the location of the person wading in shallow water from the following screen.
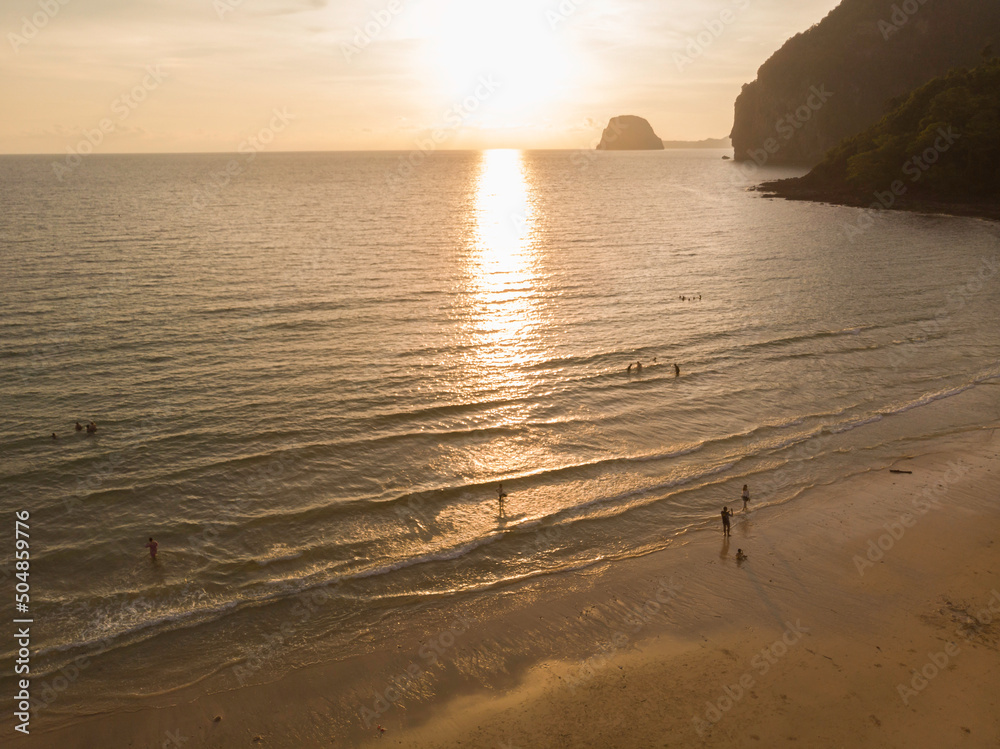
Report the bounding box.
[145,537,158,560]
[742,484,750,512]
[721,507,733,536]
[497,483,507,516]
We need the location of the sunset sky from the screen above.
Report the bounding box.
[1,0,843,154]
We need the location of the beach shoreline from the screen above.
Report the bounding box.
[365,426,1000,749]
[16,424,1000,748]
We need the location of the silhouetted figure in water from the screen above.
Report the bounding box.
[742,484,750,512]
[75,422,83,432]
[736,548,748,562]
[145,537,158,559]
[635,360,642,372]
[674,363,680,377]
[627,362,633,373]
[497,483,507,516]
[721,507,733,536]
[51,433,58,440]
[86,421,97,434]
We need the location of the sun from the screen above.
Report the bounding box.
[419,0,579,126]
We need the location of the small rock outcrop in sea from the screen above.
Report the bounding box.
[596,116,664,150]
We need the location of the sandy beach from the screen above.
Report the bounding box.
[18,424,999,749]
[362,427,1000,749]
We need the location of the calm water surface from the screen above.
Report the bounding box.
[1,149,998,722]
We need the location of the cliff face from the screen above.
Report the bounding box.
[596,116,664,150]
[730,0,1000,166]
[759,58,1000,220]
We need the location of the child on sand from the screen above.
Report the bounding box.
[736,548,748,561]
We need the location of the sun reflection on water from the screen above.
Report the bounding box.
[463,149,542,386]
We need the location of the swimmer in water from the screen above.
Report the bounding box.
[75,422,83,432]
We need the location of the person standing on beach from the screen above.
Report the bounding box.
[145,537,158,560]
[497,483,507,516]
[742,484,750,512]
[721,507,733,536]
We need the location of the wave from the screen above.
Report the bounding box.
[826,414,884,434]
[23,529,510,675]
[253,547,305,566]
[17,373,1000,685]
[745,324,879,350]
[13,363,1000,675]
[878,369,1000,418]
[197,299,349,317]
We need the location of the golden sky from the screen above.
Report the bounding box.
[1,0,841,153]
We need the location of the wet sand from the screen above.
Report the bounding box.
[369,428,1000,749]
[19,426,1000,748]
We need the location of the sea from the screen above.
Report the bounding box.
[1,149,998,730]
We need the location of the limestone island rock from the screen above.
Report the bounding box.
[596,115,664,150]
